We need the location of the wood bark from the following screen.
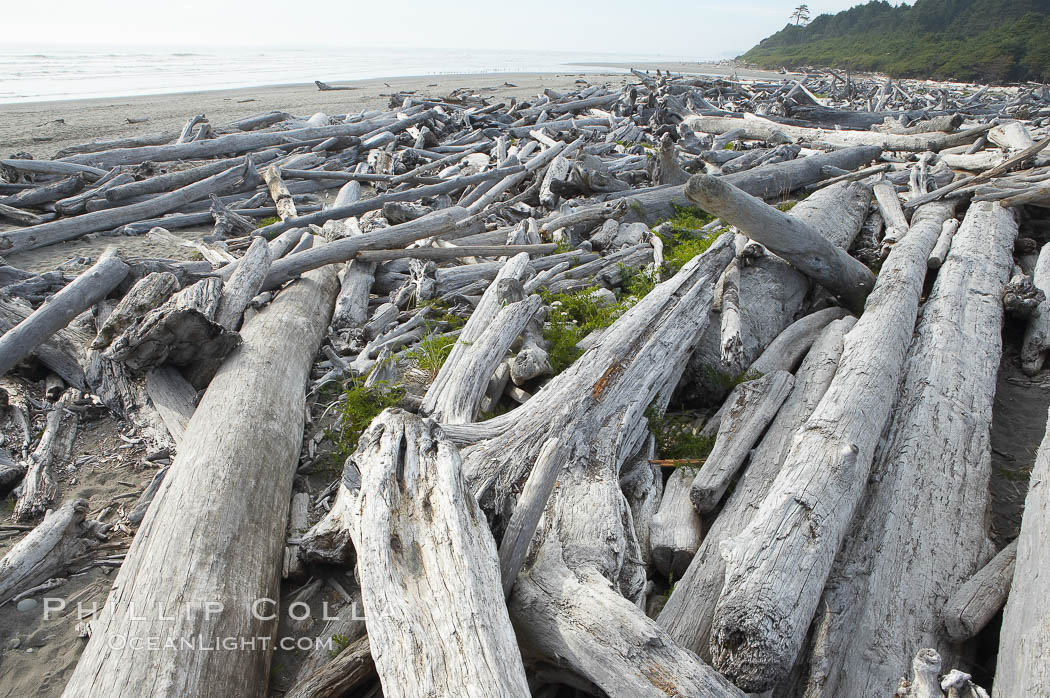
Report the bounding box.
[0,248,129,376]
[798,200,1016,698]
[60,260,338,698]
[708,201,956,692]
[994,406,1050,698]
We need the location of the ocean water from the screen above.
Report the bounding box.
[0,45,681,104]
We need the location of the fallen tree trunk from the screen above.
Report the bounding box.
[60,121,374,168]
[451,234,743,697]
[0,499,108,605]
[994,407,1050,698]
[261,207,469,290]
[708,200,957,692]
[340,410,531,697]
[60,262,339,698]
[1022,241,1050,375]
[14,389,79,521]
[657,316,855,661]
[681,183,866,406]
[685,114,990,152]
[798,200,1016,698]
[942,539,1017,643]
[0,161,250,255]
[616,145,881,224]
[0,249,129,376]
[688,370,794,514]
[685,174,876,312]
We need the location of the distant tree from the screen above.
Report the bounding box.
[791,4,811,25]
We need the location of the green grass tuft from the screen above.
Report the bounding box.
[403,333,458,380]
[258,215,279,227]
[327,378,404,466]
[541,286,635,374]
[646,402,716,468]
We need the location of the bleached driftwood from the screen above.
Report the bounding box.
[994,407,1050,698]
[685,174,875,311]
[927,218,960,269]
[799,201,1016,698]
[61,262,339,698]
[91,271,180,349]
[14,389,79,521]
[0,499,107,605]
[105,277,239,380]
[942,539,1017,643]
[454,235,743,697]
[657,317,855,661]
[1022,241,1050,375]
[421,252,532,421]
[650,465,704,580]
[215,237,272,331]
[0,249,129,376]
[333,410,531,697]
[708,201,956,692]
[682,182,868,404]
[688,370,794,514]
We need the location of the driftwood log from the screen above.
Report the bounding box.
[61,264,339,697]
[708,201,956,692]
[994,407,1050,697]
[799,201,1017,697]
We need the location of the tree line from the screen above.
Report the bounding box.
[741,0,1050,83]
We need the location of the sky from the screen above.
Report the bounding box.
[6,0,875,59]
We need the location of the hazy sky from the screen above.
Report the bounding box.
[7,0,871,57]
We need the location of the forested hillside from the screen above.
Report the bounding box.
[740,0,1050,82]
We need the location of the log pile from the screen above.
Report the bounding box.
[1,68,1049,697]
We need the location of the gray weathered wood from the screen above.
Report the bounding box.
[1023,241,1050,375]
[332,410,531,697]
[943,539,1017,643]
[0,249,129,376]
[708,201,956,692]
[658,317,855,661]
[688,371,794,514]
[14,389,79,521]
[994,407,1050,698]
[92,272,180,350]
[61,257,339,698]
[0,499,106,605]
[685,174,875,311]
[262,207,468,290]
[0,162,249,255]
[215,237,272,331]
[799,201,1017,698]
